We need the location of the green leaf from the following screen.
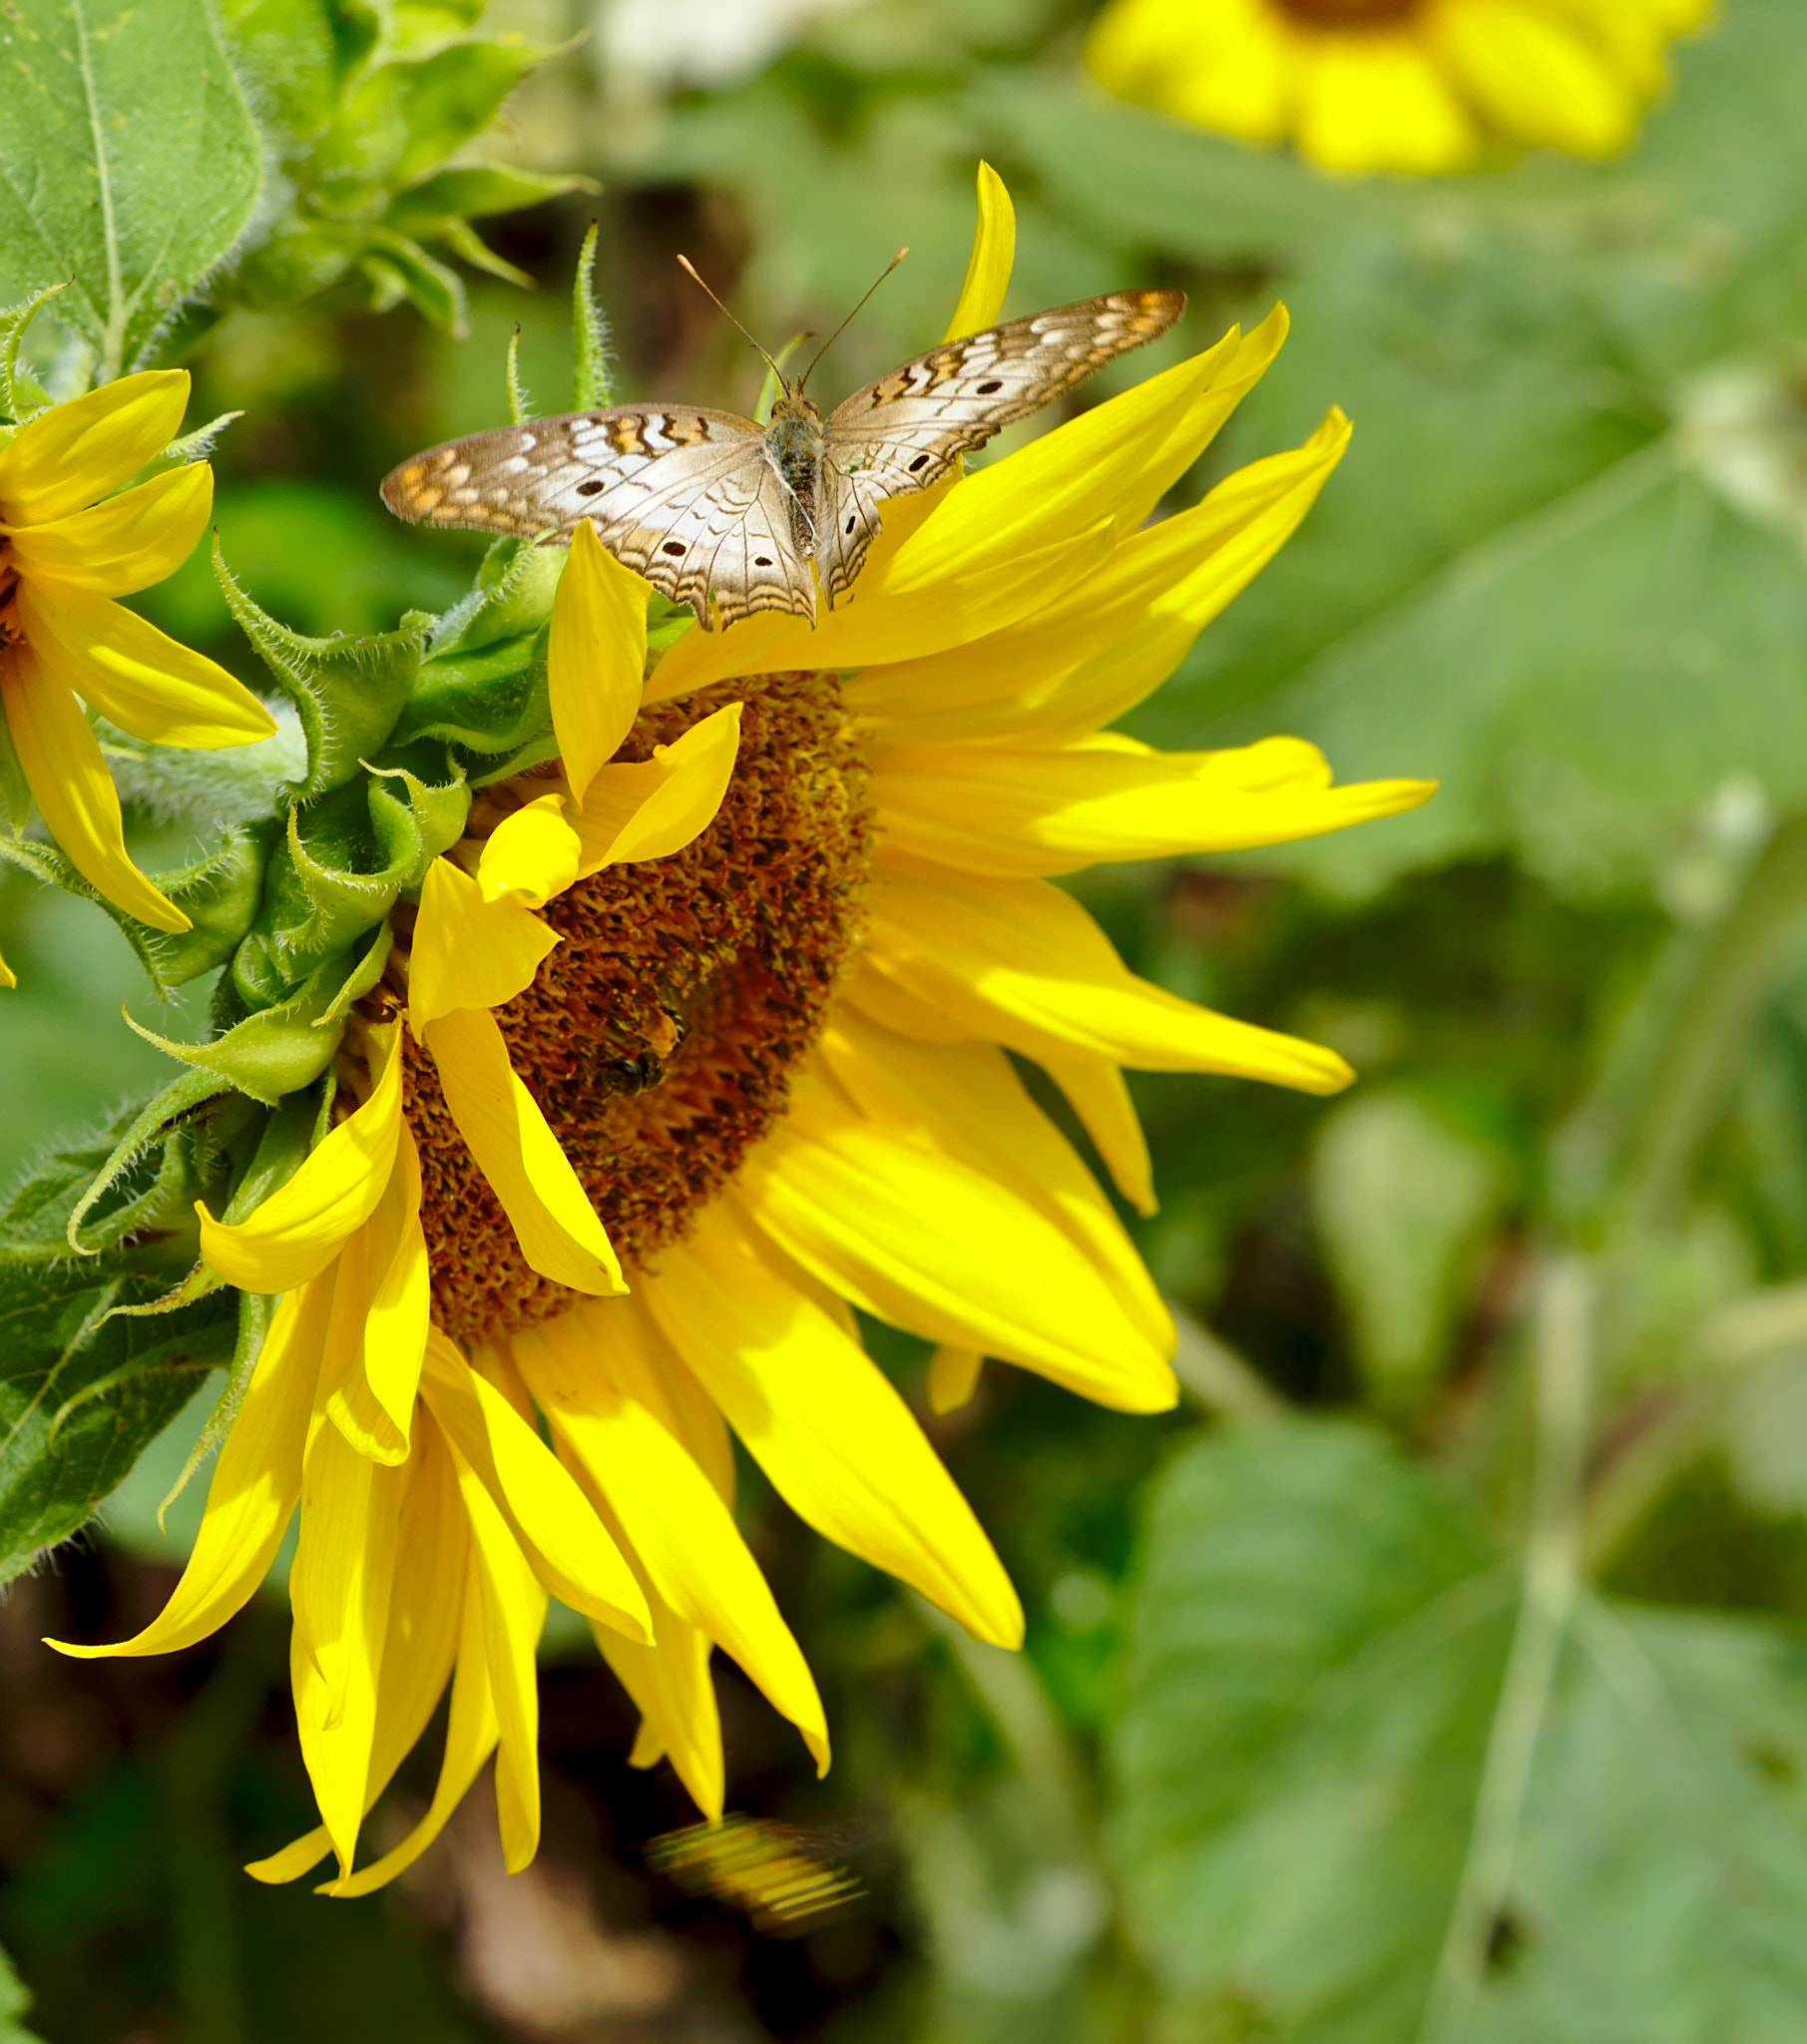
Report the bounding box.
[0,1136,238,1584]
[1311,1089,1506,1407]
[0,0,262,376]
[1113,1421,1807,2042]
[0,1943,42,2044]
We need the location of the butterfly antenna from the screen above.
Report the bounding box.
[798,248,909,392]
[677,254,786,385]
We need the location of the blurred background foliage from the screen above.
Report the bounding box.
[9,0,1807,2039]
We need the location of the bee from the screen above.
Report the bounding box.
[601,1009,687,1096]
[644,1814,863,1936]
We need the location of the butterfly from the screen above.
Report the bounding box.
[380,283,1185,631]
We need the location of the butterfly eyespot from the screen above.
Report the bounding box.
[754,555,774,567]
[907,453,931,473]
[577,479,606,497]
[662,540,686,557]
[975,379,1004,394]
[845,516,857,533]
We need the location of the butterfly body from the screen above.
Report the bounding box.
[382,287,1184,631]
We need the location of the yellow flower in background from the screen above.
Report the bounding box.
[0,372,277,979]
[1086,0,1712,174]
[57,167,1433,1893]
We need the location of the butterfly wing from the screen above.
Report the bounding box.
[380,406,814,630]
[815,287,1183,604]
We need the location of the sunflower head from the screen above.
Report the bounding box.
[49,168,1434,1896]
[1086,0,1715,174]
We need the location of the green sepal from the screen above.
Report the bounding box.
[61,1070,233,1258]
[358,230,468,335]
[149,928,390,1106]
[386,164,598,241]
[321,36,553,193]
[122,823,278,994]
[215,538,424,798]
[430,536,566,658]
[572,221,613,410]
[0,282,65,424]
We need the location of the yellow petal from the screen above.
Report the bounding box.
[422,1329,652,1643]
[423,1005,626,1295]
[516,1309,829,1768]
[550,519,648,802]
[15,580,279,747]
[290,1407,406,1871]
[643,1205,1023,1648]
[0,944,15,991]
[1435,0,1633,157]
[570,702,742,875]
[942,161,1016,342]
[198,1024,404,1292]
[317,1130,429,1464]
[0,370,190,526]
[927,1345,984,1417]
[477,792,581,908]
[0,643,190,932]
[303,1552,500,1896]
[450,1441,548,1871]
[819,1012,1170,1343]
[868,861,1353,1092]
[1042,1052,1155,1218]
[49,1281,322,1660]
[870,733,1433,876]
[848,409,1347,749]
[645,518,1113,705]
[409,853,559,1032]
[1292,33,1478,173]
[739,1067,1174,1413]
[8,462,214,596]
[589,1600,724,1820]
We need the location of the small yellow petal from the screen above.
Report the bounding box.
[449,1442,548,1872]
[516,1308,829,1769]
[589,1599,724,1820]
[1042,1052,1155,1218]
[8,462,214,596]
[290,1408,405,1870]
[305,1553,500,1896]
[16,580,276,748]
[868,862,1353,1093]
[942,161,1016,343]
[317,1130,429,1465]
[409,853,559,1033]
[571,702,742,875]
[550,519,649,802]
[740,1070,1174,1413]
[0,643,190,932]
[644,1205,1024,1649]
[0,370,191,526]
[49,1281,321,1660]
[198,1024,405,1292]
[927,1344,984,1417]
[422,1329,652,1644]
[423,1005,626,1296]
[477,792,581,908]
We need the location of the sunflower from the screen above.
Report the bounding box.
[1085,0,1712,174]
[0,368,278,981]
[57,169,1432,1893]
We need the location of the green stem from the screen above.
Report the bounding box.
[1607,811,1807,1239]
[1417,1255,1594,2044]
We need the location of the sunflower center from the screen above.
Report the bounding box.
[1273,0,1422,26]
[410,669,870,1342]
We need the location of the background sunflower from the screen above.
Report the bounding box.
[7,3,1807,2042]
